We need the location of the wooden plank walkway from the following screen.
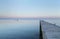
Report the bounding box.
[41,20,60,39]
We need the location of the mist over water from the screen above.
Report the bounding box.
[0,19,39,39]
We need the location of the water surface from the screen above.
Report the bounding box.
[0,20,39,39]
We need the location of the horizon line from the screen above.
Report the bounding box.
[0,17,60,18]
[0,16,60,18]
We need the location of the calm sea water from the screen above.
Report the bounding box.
[0,18,60,39]
[0,19,39,39]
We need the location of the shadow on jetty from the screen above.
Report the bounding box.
[40,20,47,39]
[40,21,43,39]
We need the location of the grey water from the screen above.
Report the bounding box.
[0,18,60,39]
[0,19,39,39]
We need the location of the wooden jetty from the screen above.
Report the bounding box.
[40,20,60,39]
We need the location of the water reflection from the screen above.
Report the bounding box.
[0,20,39,39]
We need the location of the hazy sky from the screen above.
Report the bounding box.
[0,0,60,18]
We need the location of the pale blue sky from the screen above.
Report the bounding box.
[0,0,60,18]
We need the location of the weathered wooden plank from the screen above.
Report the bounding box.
[41,20,60,39]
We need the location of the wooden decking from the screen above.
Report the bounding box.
[40,20,60,39]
